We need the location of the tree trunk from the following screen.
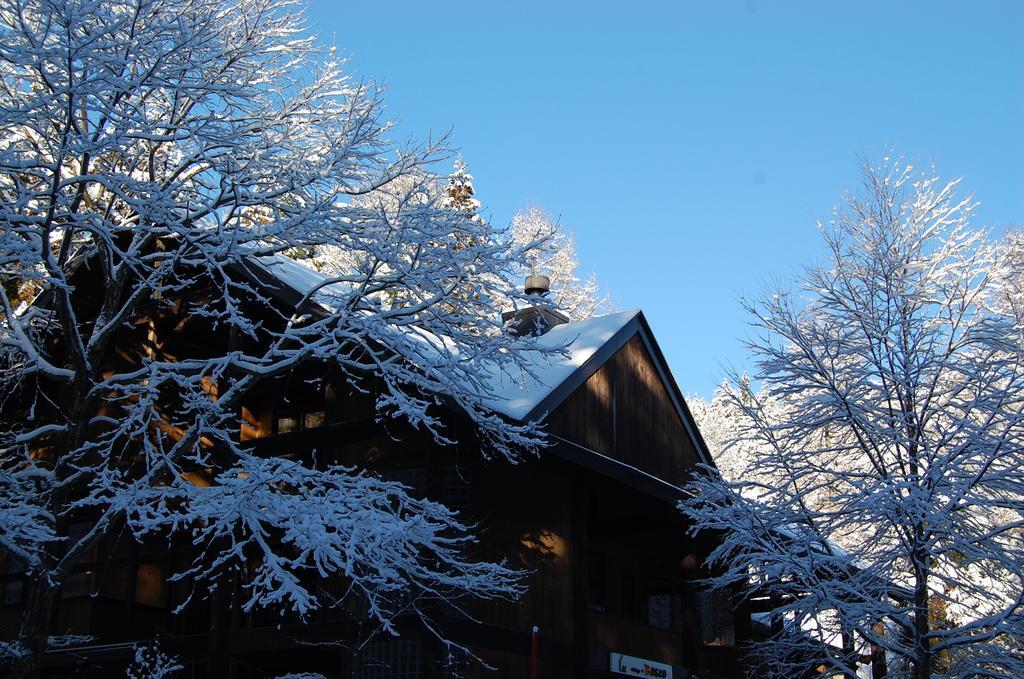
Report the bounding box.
[840,624,857,679]
[11,578,58,679]
[870,620,888,678]
[912,558,931,679]
[11,385,89,678]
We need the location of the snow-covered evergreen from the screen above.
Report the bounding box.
[443,157,482,217]
[688,376,778,485]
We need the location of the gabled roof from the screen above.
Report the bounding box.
[511,308,716,469]
[478,308,639,420]
[238,254,716,472]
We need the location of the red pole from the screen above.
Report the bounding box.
[530,625,539,679]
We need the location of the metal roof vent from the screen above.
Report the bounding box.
[502,275,569,337]
[524,274,550,296]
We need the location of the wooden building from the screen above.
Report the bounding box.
[0,256,751,678]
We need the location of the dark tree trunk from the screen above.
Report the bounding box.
[912,552,931,679]
[11,578,58,679]
[11,384,91,678]
[841,624,857,679]
[870,620,888,678]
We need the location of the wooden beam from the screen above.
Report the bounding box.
[571,478,591,679]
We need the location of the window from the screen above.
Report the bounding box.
[272,374,338,434]
[588,553,608,613]
[275,413,299,434]
[441,465,472,516]
[274,409,326,435]
[135,562,168,607]
[1,555,25,606]
[98,565,130,600]
[622,574,639,622]
[303,410,326,429]
[442,647,468,679]
[382,467,427,498]
[646,593,681,631]
[61,568,96,598]
[698,590,735,646]
[61,522,97,599]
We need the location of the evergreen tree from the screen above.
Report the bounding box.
[443,156,481,218]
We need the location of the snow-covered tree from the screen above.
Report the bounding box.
[0,0,550,675]
[682,160,1024,678]
[307,158,510,316]
[308,159,471,276]
[995,229,1024,328]
[688,376,775,484]
[443,156,482,218]
[508,204,607,320]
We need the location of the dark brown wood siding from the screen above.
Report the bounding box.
[466,457,575,649]
[547,333,700,487]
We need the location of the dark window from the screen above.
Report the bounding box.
[622,573,640,622]
[2,555,25,605]
[442,647,468,679]
[646,593,681,631]
[441,465,472,516]
[98,565,129,600]
[588,553,608,613]
[382,467,427,498]
[61,522,98,599]
[698,590,735,646]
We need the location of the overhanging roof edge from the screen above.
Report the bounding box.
[519,312,642,422]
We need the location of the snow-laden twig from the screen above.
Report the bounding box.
[0,0,557,673]
[683,159,1024,679]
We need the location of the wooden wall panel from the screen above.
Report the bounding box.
[547,334,700,487]
[467,458,575,645]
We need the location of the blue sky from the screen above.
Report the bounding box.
[307,1,1023,399]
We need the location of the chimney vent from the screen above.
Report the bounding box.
[524,274,550,296]
[502,275,569,337]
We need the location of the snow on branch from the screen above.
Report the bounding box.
[125,638,183,679]
[0,0,550,671]
[0,464,54,569]
[683,158,1024,678]
[112,455,524,628]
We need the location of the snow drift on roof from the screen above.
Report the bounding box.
[480,309,638,420]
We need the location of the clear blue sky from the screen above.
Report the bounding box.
[307,1,1023,399]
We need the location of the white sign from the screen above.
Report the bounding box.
[610,652,673,679]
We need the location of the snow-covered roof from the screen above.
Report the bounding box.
[237,253,717,482]
[245,253,353,308]
[479,309,639,420]
[240,254,639,422]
